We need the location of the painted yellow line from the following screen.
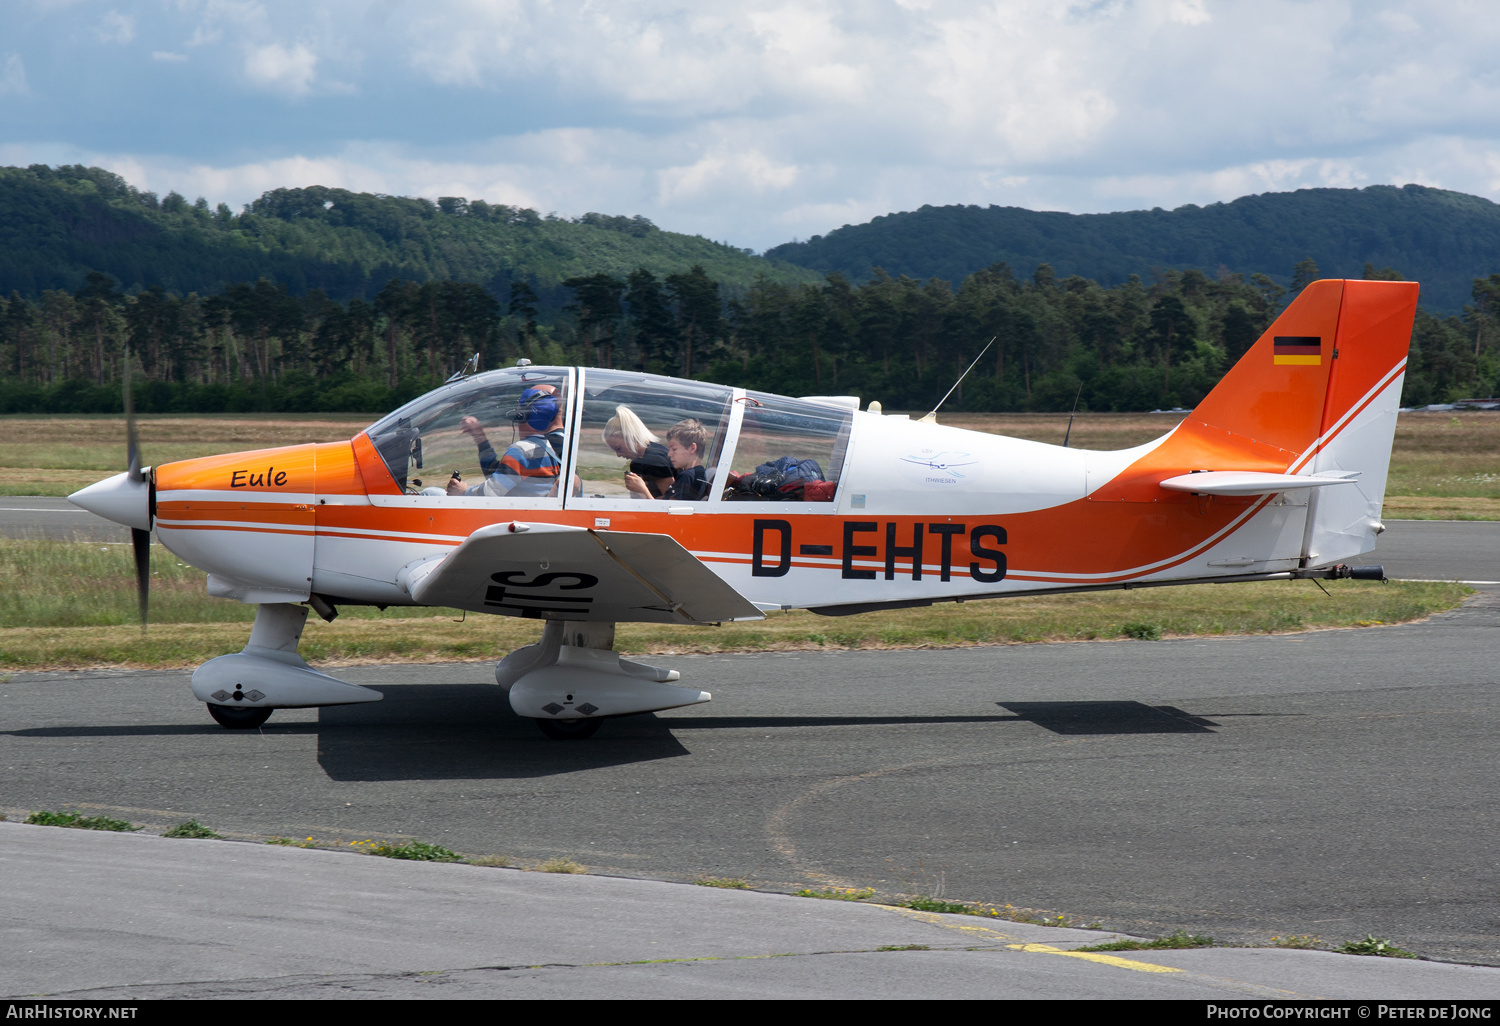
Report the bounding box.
[874,905,1023,942]
[1007,942,1182,974]
[877,905,1183,975]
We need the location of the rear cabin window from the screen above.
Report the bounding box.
[724,394,851,503]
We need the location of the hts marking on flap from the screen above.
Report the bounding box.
[484,570,601,616]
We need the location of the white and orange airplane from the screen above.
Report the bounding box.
[70,279,1417,738]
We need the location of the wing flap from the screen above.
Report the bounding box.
[407,521,762,625]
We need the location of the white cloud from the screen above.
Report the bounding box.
[658,147,799,204]
[1165,0,1212,26]
[11,0,1500,251]
[97,10,135,44]
[0,53,29,97]
[243,41,318,96]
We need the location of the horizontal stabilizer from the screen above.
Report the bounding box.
[407,522,763,625]
[1158,471,1360,496]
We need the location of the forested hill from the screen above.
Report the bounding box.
[764,185,1500,312]
[0,164,818,303]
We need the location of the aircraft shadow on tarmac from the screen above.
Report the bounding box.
[309,692,1246,781]
[998,702,1221,734]
[309,686,1028,781]
[3,691,1270,781]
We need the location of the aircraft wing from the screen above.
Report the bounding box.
[404,522,764,625]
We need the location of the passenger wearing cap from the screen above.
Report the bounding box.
[447,383,564,497]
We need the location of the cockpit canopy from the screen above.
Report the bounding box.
[364,367,853,504]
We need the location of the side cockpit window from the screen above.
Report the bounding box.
[575,370,733,501]
[724,394,851,503]
[365,368,570,498]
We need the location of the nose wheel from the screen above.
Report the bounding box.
[207,703,273,729]
[534,717,603,740]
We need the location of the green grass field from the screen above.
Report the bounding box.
[0,538,1468,670]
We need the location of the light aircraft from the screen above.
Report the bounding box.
[70,279,1417,738]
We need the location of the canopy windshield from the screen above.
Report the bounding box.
[365,367,570,496]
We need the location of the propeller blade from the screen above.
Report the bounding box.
[124,347,142,484]
[124,349,148,630]
[132,526,150,632]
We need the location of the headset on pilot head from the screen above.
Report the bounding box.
[511,385,559,432]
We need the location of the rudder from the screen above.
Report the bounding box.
[1089,279,1418,564]
[1301,280,1419,566]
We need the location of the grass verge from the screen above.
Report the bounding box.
[162,820,221,839]
[1076,930,1216,951]
[795,887,875,901]
[362,839,460,862]
[24,810,138,831]
[1339,935,1419,958]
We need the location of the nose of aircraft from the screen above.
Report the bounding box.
[69,471,152,531]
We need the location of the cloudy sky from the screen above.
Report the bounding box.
[3,0,1497,250]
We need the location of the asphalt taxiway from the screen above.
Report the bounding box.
[6,821,1498,1000]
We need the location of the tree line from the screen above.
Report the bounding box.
[2,257,1495,415]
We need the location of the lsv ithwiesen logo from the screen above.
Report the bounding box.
[899,449,977,485]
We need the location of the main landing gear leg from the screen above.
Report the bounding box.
[190,603,382,728]
[496,620,710,740]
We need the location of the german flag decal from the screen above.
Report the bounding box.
[1274,335,1322,366]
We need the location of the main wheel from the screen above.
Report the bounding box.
[534,717,603,740]
[207,703,273,729]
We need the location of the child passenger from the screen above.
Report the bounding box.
[664,418,711,500]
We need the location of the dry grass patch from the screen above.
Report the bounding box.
[536,858,586,874]
[936,411,1185,450]
[0,414,373,480]
[1386,412,1500,503]
[0,468,124,496]
[1380,496,1500,521]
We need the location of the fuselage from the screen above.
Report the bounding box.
[138,358,1397,619]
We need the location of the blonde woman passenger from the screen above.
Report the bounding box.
[598,404,668,498]
[601,405,660,459]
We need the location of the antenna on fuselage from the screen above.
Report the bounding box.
[1062,383,1084,448]
[919,337,994,425]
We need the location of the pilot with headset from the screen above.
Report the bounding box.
[446,383,564,497]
